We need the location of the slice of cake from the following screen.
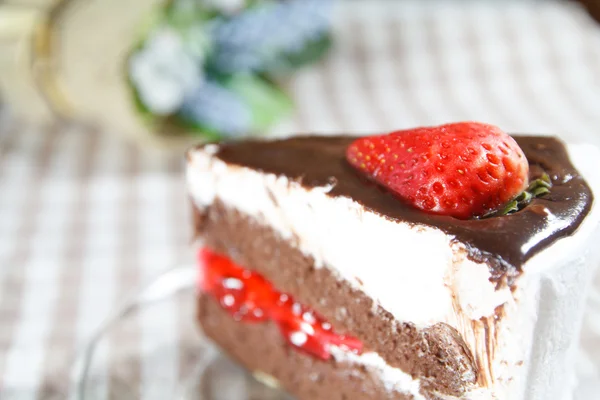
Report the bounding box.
[186,122,600,400]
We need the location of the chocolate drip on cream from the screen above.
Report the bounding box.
[210,135,593,285]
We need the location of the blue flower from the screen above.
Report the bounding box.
[209,0,333,73]
[179,81,252,137]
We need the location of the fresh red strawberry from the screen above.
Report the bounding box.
[346,122,529,219]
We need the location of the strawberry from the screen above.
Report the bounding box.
[198,248,364,359]
[346,122,529,219]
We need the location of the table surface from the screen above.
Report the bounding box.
[1,1,600,399]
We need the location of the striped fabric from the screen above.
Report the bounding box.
[1,1,600,399]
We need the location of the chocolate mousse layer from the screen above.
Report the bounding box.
[196,202,478,399]
[209,135,593,284]
[199,296,415,400]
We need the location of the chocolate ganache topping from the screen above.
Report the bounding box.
[212,135,593,285]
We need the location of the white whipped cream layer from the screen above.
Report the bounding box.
[188,144,512,327]
[330,347,426,400]
[187,142,600,400]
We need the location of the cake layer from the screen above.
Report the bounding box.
[199,295,420,400]
[196,202,479,399]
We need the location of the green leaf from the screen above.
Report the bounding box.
[531,186,550,197]
[260,32,333,76]
[280,32,333,70]
[224,74,293,130]
[482,173,553,219]
[501,200,519,215]
[519,191,533,203]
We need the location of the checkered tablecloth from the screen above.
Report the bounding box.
[2,1,600,399]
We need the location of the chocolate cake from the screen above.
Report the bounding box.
[186,124,600,400]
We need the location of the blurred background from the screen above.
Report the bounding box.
[1,0,600,399]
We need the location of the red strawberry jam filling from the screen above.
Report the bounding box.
[197,248,363,360]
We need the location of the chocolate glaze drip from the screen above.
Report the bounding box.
[211,135,593,285]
